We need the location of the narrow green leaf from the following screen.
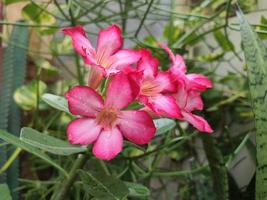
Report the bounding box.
[154,118,176,135]
[125,182,150,197]
[0,184,12,200]
[0,129,68,177]
[213,30,235,51]
[42,93,70,114]
[80,170,129,200]
[237,5,267,200]
[20,127,87,155]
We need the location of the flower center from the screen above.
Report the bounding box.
[140,79,162,97]
[96,107,118,128]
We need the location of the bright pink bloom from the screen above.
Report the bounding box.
[65,73,156,160]
[63,25,141,77]
[159,43,212,91]
[159,44,213,133]
[173,80,213,133]
[130,49,181,118]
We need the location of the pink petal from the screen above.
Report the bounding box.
[96,24,123,62]
[106,49,141,75]
[105,73,139,109]
[173,81,188,109]
[185,91,203,112]
[140,107,160,119]
[65,86,104,117]
[182,111,213,133]
[62,26,96,60]
[155,71,177,93]
[158,43,186,73]
[186,74,212,91]
[137,49,159,78]
[148,95,182,118]
[118,110,156,145]
[67,118,101,145]
[92,127,123,160]
[87,66,104,89]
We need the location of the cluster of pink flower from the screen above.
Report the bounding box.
[63,24,213,160]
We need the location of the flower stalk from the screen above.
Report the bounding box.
[52,153,88,200]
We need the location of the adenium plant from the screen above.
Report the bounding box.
[63,24,213,160]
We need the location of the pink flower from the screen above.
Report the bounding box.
[129,49,181,118]
[62,25,141,78]
[173,79,213,133]
[159,44,213,133]
[159,43,212,91]
[65,73,156,160]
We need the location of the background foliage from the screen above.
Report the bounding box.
[0,0,266,199]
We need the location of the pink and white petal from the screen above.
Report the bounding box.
[118,110,156,145]
[105,73,139,109]
[92,127,123,160]
[159,43,187,73]
[96,24,123,60]
[155,71,177,93]
[140,107,160,119]
[62,26,96,59]
[137,49,159,78]
[185,91,203,112]
[186,74,212,91]
[106,49,141,76]
[182,111,213,133]
[65,86,104,117]
[173,81,188,109]
[87,66,104,89]
[173,55,187,73]
[148,95,182,118]
[67,118,101,145]
[158,43,176,63]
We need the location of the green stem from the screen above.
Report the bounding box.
[134,0,154,37]
[52,154,88,200]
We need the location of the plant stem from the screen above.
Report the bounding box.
[52,154,88,200]
[134,0,154,37]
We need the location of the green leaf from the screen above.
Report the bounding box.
[20,127,87,155]
[213,30,235,51]
[125,182,150,197]
[0,184,12,200]
[0,129,68,177]
[22,3,58,35]
[42,93,70,114]
[237,6,267,200]
[4,0,28,5]
[154,118,176,135]
[13,80,47,110]
[80,170,129,200]
[34,58,59,75]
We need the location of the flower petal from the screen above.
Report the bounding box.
[65,86,104,117]
[155,71,177,93]
[186,74,212,91]
[67,118,101,145]
[106,49,141,75]
[105,73,139,109]
[137,49,159,78]
[118,110,156,145]
[182,111,213,133]
[148,95,182,118]
[185,91,203,112]
[159,43,186,72]
[62,26,96,60]
[92,127,123,160]
[87,66,104,89]
[96,24,123,62]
